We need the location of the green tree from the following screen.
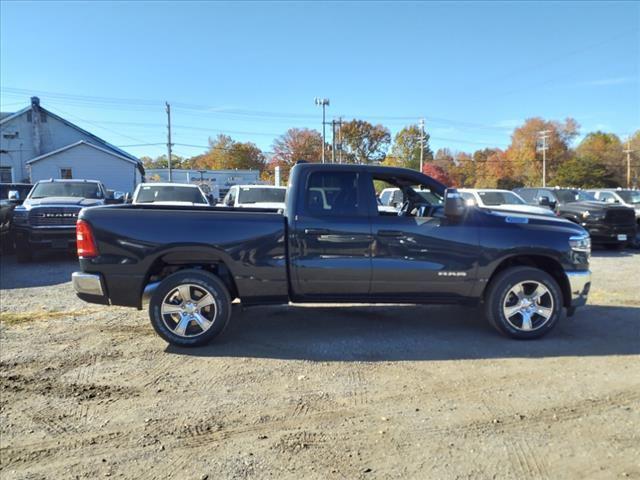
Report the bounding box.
[553,156,615,188]
[141,154,187,169]
[340,119,391,164]
[385,124,433,170]
[628,130,640,187]
[575,131,624,185]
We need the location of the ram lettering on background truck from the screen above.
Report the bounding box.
[73,163,591,347]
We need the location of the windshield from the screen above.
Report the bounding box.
[478,191,525,206]
[30,182,102,199]
[555,190,595,203]
[135,185,207,204]
[237,187,286,204]
[617,191,640,204]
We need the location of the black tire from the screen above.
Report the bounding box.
[149,269,232,347]
[484,266,563,340]
[16,246,32,263]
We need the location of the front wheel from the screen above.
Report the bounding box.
[484,267,563,339]
[149,270,232,347]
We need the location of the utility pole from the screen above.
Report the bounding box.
[331,119,336,164]
[419,119,425,173]
[337,117,343,163]
[166,102,173,182]
[314,98,329,163]
[537,130,550,187]
[624,139,633,188]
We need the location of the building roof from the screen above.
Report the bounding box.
[0,101,140,165]
[26,140,141,166]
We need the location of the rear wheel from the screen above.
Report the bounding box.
[149,270,232,347]
[485,267,563,339]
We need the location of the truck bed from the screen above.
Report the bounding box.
[79,204,289,308]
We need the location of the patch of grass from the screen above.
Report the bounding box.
[588,290,640,307]
[0,308,101,326]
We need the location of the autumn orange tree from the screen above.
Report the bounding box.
[263,128,324,183]
[422,163,452,186]
[191,134,266,172]
[505,117,579,186]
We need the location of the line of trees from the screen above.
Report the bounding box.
[141,118,640,188]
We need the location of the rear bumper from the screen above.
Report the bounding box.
[566,270,591,308]
[72,272,109,305]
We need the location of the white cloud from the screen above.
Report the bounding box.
[579,76,637,87]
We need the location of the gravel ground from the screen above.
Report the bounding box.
[0,249,639,479]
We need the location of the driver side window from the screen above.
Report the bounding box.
[371,176,442,218]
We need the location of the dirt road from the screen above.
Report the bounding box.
[1,250,639,479]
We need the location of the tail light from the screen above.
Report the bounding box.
[76,219,98,258]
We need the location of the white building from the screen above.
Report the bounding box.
[0,97,143,192]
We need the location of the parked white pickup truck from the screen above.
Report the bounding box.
[219,185,286,209]
[459,189,555,216]
[132,183,210,206]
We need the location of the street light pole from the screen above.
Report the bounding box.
[419,119,425,173]
[537,130,550,188]
[315,97,330,163]
[166,102,173,182]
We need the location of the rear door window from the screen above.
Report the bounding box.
[306,171,361,216]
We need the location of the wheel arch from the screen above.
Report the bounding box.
[141,246,239,306]
[483,254,571,308]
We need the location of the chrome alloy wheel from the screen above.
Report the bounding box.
[160,284,217,338]
[502,281,554,332]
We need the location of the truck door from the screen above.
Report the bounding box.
[365,173,479,299]
[290,169,373,297]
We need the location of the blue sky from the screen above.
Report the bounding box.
[1,1,638,159]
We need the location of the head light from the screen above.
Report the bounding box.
[569,234,591,253]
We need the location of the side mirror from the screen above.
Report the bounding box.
[226,197,234,207]
[538,197,551,207]
[7,190,20,201]
[605,197,616,204]
[124,192,133,204]
[444,188,466,218]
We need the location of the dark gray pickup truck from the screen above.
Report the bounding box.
[73,163,592,347]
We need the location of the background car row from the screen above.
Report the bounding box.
[0,180,287,261]
[378,186,640,249]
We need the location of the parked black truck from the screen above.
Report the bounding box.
[73,163,592,346]
[515,187,637,249]
[12,179,121,262]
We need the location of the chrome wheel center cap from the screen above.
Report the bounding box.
[183,302,196,314]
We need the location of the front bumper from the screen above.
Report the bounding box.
[72,272,109,305]
[581,222,636,244]
[566,270,591,308]
[14,226,76,250]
